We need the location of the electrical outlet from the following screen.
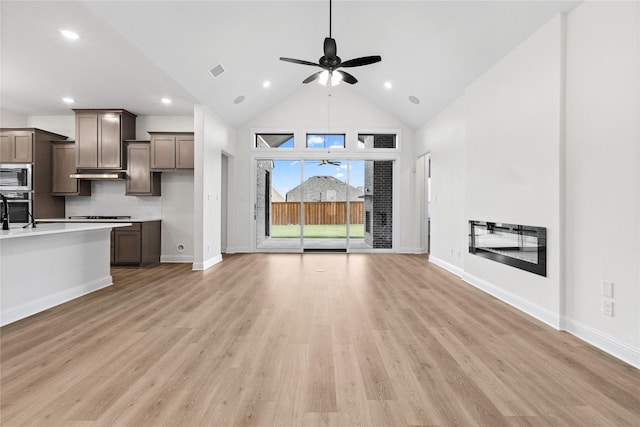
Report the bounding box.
[603,281,614,298]
[603,300,614,317]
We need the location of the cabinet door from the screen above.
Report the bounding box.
[176,135,194,169]
[114,231,141,263]
[150,135,176,169]
[0,132,33,162]
[52,144,78,194]
[13,132,33,162]
[0,133,11,162]
[126,143,151,194]
[76,113,98,168]
[98,113,122,168]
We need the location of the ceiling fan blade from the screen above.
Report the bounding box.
[303,71,324,84]
[340,55,382,68]
[336,70,358,85]
[280,57,320,67]
[323,37,337,59]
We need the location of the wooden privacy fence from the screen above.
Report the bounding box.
[272,202,364,225]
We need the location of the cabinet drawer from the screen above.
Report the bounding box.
[117,223,141,232]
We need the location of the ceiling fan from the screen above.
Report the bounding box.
[279,0,382,86]
[318,159,341,166]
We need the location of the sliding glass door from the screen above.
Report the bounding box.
[255,158,393,251]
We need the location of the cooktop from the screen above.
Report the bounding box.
[68,216,132,220]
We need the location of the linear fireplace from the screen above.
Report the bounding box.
[469,221,547,276]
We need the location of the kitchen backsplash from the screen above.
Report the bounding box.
[65,181,162,218]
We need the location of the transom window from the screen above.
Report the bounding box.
[357,134,397,149]
[255,133,294,149]
[306,134,345,149]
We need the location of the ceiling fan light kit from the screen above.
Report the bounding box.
[280,0,381,86]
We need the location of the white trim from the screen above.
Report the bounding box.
[192,253,223,271]
[562,316,640,369]
[398,247,423,254]
[1,276,113,326]
[461,271,561,329]
[161,255,194,263]
[429,255,464,277]
[223,246,250,254]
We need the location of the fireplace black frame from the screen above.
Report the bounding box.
[469,220,547,276]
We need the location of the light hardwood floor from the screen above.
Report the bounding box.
[1,254,639,426]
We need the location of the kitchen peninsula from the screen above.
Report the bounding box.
[0,222,130,326]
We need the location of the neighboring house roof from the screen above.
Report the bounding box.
[285,176,364,202]
[271,188,285,202]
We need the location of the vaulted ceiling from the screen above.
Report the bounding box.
[1,1,580,129]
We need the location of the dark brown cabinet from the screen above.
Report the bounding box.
[0,128,68,218]
[125,141,161,196]
[149,132,194,170]
[74,109,136,169]
[112,221,161,266]
[51,141,91,196]
[0,130,33,163]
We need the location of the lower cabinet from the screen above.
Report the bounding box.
[111,221,161,266]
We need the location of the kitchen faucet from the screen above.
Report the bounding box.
[1,194,9,230]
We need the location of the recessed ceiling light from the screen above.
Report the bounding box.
[59,29,79,40]
[409,95,421,105]
[384,81,392,89]
[262,81,271,88]
[62,97,75,104]
[233,95,245,104]
[161,98,172,105]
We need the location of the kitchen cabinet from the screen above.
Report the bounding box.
[125,141,161,196]
[0,130,33,163]
[0,128,68,218]
[74,109,136,169]
[51,141,91,196]
[149,132,194,170]
[112,221,161,266]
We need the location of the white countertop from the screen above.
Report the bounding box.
[39,218,162,223]
[0,222,131,240]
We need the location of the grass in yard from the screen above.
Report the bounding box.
[271,224,364,238]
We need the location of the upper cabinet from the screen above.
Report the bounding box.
[0,130,33,163]
[149,132,194,170]
[51,141,91,196]
[74,109,136,169]
[125,141,160,196]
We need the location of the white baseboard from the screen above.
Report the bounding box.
[161,255,194,263]
[461,271,561,329]
[192,254,223,271]
[223,246,250,254]
[1,276,113,327]
[429,256,464,277]
[562,317,640,369]
[398,247,424,254]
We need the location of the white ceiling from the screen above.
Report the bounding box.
[1,0,580,129]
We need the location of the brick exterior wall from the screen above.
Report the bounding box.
[364,159,393,249]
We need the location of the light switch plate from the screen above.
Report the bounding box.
[603,300,614,317]
[603,281,614,298]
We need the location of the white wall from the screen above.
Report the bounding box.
[193,105,236,270]
[415,97,466,273]
[229,84,418,253]
[1,109,28,127]
[564,1,639,364]
[26,114,196,262]
[464,15,564,319]
[416,3,640,368]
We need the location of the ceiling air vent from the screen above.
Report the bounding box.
[209,64,225,79]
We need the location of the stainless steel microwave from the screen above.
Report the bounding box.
[0,163,32,191]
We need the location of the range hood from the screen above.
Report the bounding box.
[69,171,126,180]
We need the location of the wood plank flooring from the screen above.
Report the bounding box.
[1,253,639,426]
